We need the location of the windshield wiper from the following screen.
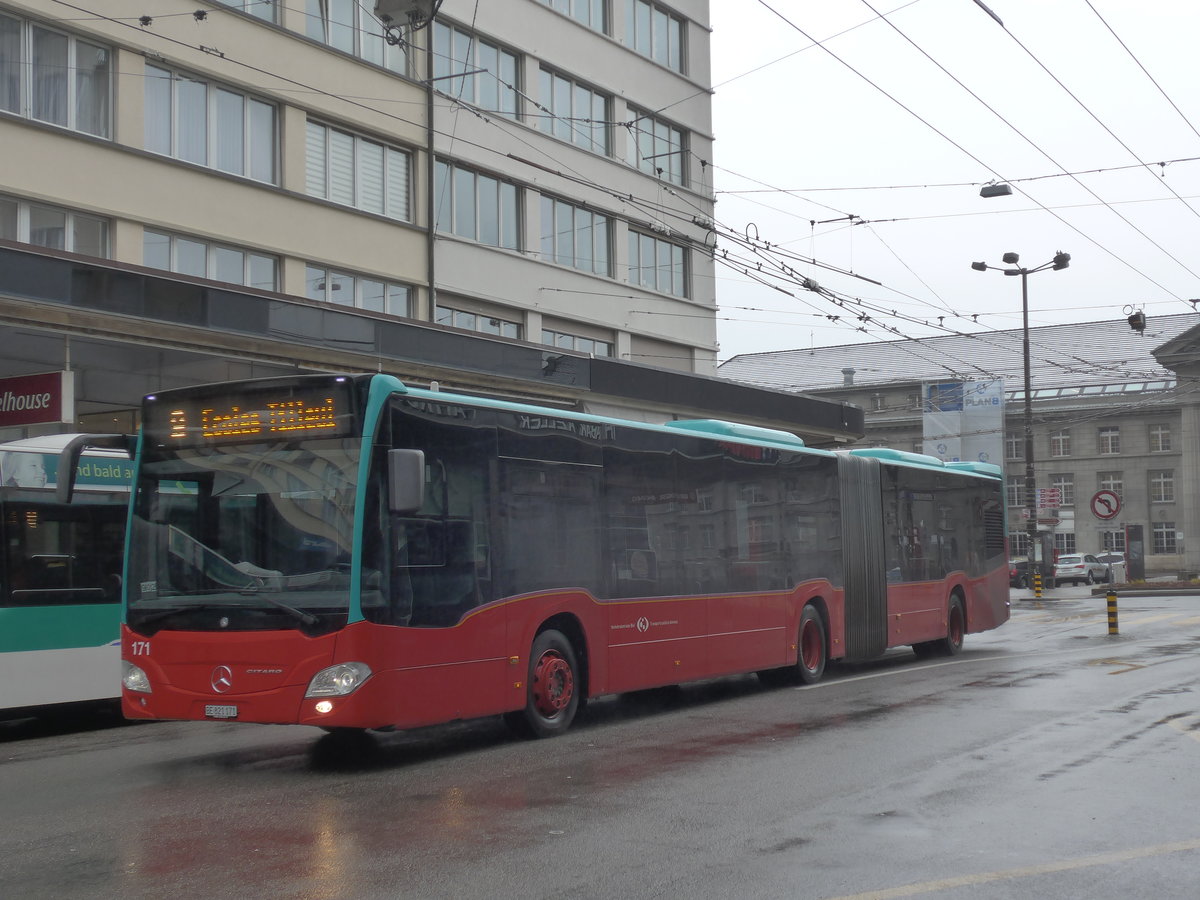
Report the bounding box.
[235,587,320,626]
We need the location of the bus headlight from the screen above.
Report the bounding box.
[122,661,152,694]
[305,662,372,697]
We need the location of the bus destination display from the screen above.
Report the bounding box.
[149,383,354,446]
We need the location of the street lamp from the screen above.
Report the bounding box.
[971,251,1070,586]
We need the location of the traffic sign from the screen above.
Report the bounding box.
[1091,490,1121,520]
[1037,488,1061,506]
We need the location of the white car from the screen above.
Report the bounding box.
[1053,553,1109,586]
[1096,552,1127,582]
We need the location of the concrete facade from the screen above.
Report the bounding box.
[2,1,861,445]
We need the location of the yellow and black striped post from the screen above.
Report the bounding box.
[1106,589,1119,635]
[1033,571,1042,599]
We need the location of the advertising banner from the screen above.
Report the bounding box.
[922,379,1005,465]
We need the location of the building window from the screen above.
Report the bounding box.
[1049,474,1073,507]
[1098,472,1123,497]
[145,65,277,183]
[738,483,769,504]
[1005,433,1021,460]
[1052,533,1076,554]
[435,304,521,339]
[1149,424,1172,453]
[0,194,109,257]
[628,229,687,297]
[538,67,609,154]
[144,230,278,290]
[433,22,518,117]
[1152,522,1177,554]
[1005,475,1024,508]
[306,121,410,220]
[624,0,684,72]
[627,107,686,185]
[217,1,279,22]
[305,265,411,316]
[1101,530,1125,553]
[1049,430,1071,457]
[433,161,519,249]
[542,328,613,357]
[540,0,609,32]
[540,196,610,275]
[1150,470,1175,504]
[306,0,406,72]
[0,13,111,137]
[1098,426,1121,455]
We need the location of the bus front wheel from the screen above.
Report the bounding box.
[758,603,826,686]
[505,629,580,739]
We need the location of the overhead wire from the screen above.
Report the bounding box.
[45,0,1195,354]
[853,0,1200,294]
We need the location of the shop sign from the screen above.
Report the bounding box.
[0,371,74,427]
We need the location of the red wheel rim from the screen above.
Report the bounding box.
[532,650,574,717]
[949,606,964,646]
[800,617,822,672]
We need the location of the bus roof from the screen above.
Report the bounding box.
[0,434,129,457]
[843,447,1002,479]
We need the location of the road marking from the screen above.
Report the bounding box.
[823,837,1200,899]
[1167,715,1200,744]
[1120,613,1190,625]
[1086,657,1145,674]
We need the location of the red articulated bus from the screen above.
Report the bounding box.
[89,373,1008,737]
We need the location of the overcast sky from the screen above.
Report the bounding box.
[707,0,1200,361]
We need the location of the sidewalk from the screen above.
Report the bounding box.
[1011,579,1200,600]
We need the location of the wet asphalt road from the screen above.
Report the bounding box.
[3,588,1199,900]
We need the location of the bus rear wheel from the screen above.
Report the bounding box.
[915,597,965,657]
[505,629,580,739]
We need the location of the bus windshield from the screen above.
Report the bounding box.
[126,437,364,636]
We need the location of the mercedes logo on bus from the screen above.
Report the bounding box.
[210,666,234,693]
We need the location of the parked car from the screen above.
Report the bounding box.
[1009,557,1030,588]
[1053,553,1109,586]
[1096,552,1126,582]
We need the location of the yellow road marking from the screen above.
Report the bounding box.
[1120,613,1190,625]
[1167,716,1200,744]
[1086,657,1145,674]
[823,838,1200,899]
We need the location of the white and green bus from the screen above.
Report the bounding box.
[0,435,133,717]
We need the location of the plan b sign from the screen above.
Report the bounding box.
[0,371,74,427]
[1091,490,1122,520]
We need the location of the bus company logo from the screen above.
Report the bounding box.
[210,666,234,693]
[612,617,681,633]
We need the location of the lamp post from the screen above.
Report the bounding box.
[971,251,1070,585]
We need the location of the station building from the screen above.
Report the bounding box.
[0,0,861,446]
[720,314,1200,578]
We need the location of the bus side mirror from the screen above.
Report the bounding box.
[56,434,135,504]
[388,449,425,514]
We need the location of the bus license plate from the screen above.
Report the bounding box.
[205,704,238,719]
